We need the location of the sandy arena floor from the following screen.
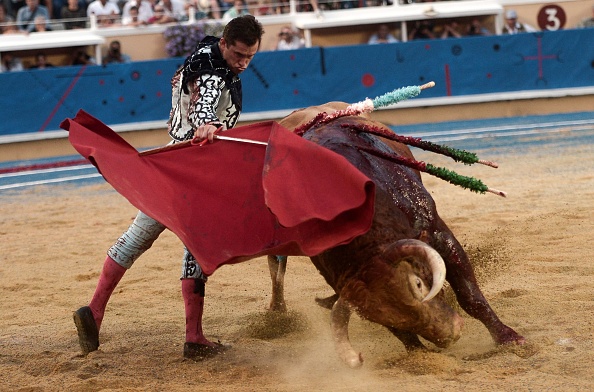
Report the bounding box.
[1,128,593,391]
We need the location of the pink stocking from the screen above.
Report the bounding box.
[182,278,213,346]
[88,256,126,331]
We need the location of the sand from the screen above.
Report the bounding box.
[1,128,593,391]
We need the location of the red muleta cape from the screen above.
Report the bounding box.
[61,110,375,276]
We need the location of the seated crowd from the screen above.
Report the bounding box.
[0,0,340,31]
[370,6,593,44]
[2,0,593,33]
[1,0,594,71]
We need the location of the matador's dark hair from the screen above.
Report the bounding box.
[223,15,264,48]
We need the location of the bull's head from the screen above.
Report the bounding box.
[333,239,463,368]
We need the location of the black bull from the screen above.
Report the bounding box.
[266,103,525,368]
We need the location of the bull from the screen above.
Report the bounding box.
[265,102,525,368]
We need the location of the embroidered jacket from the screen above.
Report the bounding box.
[168,36,242,142]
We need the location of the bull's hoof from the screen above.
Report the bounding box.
[73,306,99,355]
[183,341,229,361]
[493,325,526,346]
[315,294,339,310]
[342,352,364,369]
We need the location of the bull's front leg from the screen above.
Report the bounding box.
[267,255,287,312]
[433,226,525,346]
[331,297,363,368]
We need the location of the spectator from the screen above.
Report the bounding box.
[185,0,213,20]
[61,0,87,29]
[39,0,53,18]
[244,0,258,15]
[302,0,322,17]
[42,0,52,18]
[363,0,381,6]
[323,0,354,11]
[86,0,119,27]
[274,0,289,14]
[121,0,152,24]
[16,0,50,32]
[51,0,65,19]
[29,51,55,68]
[31,14,50,30]
[275,25,304,50]
[71,47,96,65]
[6,0,26,18]
[158,0,185,22]
[102,40,131,63]
[0,2,23,33]
[440,21,462,39]
[249,0,273,16]
[367,24,399,44]
[467,17,492,36]
[122,4,145,25]
[503,9,537,34]
[408,20,436,40]
[575,5,594,28]
[0,52,24,72]
[48,0,68,19]
[214,0,234,18]
[222,0,248,21]
[147,3,174,24]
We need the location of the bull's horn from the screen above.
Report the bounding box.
[385,239,446,303]
[331,297,364,368]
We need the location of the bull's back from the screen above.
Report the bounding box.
[303,116,441,291]
[303,116,434,220]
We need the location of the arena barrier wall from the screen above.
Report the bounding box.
[1,28,592,142]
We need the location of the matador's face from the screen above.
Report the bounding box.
[219,38,259,75]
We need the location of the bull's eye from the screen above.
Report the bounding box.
[409,274,426,300]
[416,277,422,290]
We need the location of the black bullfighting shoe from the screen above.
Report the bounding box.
[183,341,229,361]
[73,306,99,355]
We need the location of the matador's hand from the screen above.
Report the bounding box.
[194,123,226,143]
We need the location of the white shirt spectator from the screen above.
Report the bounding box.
[276,36,304,50]
[122,0,153,23]
[503,9,537,34]
[0,53,24,72]
[368,24,399,44]
[87,0,120,17]
[158,0,186,22]
[368,32,398,44]
[275,27,305,51]
[121,5,145,25]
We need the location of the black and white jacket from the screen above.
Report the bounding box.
[168,36,242,142]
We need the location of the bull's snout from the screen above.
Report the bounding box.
[434,312,464,348]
